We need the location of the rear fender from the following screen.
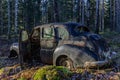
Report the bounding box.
[53,44,98,68]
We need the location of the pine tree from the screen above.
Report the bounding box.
[0,0,3,35]
[95,0,100,34]
[7,0,11,39]
[14,0,18,34]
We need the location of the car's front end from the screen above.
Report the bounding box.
[9,42,19,58]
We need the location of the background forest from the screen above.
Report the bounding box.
[0,0,120,79]
[0,0,120,40]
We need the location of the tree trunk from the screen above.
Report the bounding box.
[110,0,113,31]
[113,0,116,31]
[81,0,85,24]
[116,0,120,32]
[86,0,90,27]
[0,0,3,35]
[41,0,48,24]
[7,0,11,39]
[53,0,59,22]
[34,0,41,25]
[15,0,18,34]
[101,0,104,31]
[76,0,80,22]
[22,0,25,29]
[95,0,100,34]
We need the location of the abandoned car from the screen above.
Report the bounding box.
[9,22,112,69]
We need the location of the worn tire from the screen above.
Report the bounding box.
[56,56,74,70]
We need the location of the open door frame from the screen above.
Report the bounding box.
[19,29,30,69]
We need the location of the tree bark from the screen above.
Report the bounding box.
[113,0,116,31]
[100,0,104,31]
[53,0,59,22]
[86,0,90,27]
[15,0,18,34]
[95,0,100,34]
[7,0,11,39]
[76,0,80,22]
[116,0,120,32]
[81,0,85,24]
[0,0,3,35]
[110,0,113,31]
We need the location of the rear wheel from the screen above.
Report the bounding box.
[57,57,74,70]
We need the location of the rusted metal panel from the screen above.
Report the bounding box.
[10,22,112,69]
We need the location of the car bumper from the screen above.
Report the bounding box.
[84,51,118,68]
[84,60,110,68]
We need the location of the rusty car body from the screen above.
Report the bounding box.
[9,22,112,69]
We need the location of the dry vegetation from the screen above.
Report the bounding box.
[0,65,120,80]
[0,32,120,80]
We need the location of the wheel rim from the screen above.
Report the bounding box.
[59,58,73,70]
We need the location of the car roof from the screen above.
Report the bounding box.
[34,22,87,30]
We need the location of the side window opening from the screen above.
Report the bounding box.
[75,26,90,33]
[42,27,55,39]
[57,27,69,40]
[21,31,29,42]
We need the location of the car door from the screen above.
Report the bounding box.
[40,25,57,64]
[19,29,31,68]
[30,28,40,60]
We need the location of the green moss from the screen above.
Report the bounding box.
[17,77,27,80]
[0,68,4,75]
[33,66,72,80]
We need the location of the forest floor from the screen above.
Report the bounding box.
[0,32,120,80]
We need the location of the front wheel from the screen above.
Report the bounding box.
[57,57,74,70]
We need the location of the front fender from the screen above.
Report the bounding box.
[53,44,98,68]
[10,44,19,54]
